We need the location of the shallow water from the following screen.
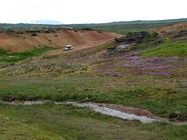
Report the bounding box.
[65,102,157,123]
[1,100,187,125]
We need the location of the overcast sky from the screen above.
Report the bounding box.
[0,0,186,24]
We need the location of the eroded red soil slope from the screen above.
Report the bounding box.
[153,22,187,35]
[0,29,122,52]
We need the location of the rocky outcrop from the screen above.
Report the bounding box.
[115,44,131,51]
[107,31,159,53]
[115,31,152,44]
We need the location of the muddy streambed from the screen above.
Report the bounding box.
[1,100,187,126]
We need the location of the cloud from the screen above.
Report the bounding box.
[0,0,186,24]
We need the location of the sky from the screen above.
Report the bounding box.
[0,0,186,24]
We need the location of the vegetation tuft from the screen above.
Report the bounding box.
[0,49,7,55]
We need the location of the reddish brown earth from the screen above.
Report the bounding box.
[0,29,122,52]
[152,22,187,42]
[47,39,113,56]
[153,22,187,35]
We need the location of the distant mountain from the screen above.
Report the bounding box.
[31,19,63,25]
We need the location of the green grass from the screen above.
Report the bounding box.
[0,114,62,140]
[0,37,187,139]
[141,40,187,57]
[0,47,55,62]
[0,103,186,140]
[0,49,7,55]
[0,41,186,117]
[0,75,186,117]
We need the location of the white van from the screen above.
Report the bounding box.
[63,45,74,51]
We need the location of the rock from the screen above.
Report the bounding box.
[31,33,37,36]
[4,118,11,122]
[104,72,118,77]
[116,44,131,51]
[107,44,131,53]
[115,31,151,44]
[21,119,28,123]
[115,36,127,44]
[172,30,187,38]
[7,56,16,58]
[151,39,163,46]
[171,30,187,41]
[107,47,116,52]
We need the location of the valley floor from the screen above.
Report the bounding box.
[0,38,187,139]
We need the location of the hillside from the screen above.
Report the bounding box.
[0,28,121,52]
[0,21,187,139]
[1,18,187,35]
[153,21,187,32]
[66,18,187,34]
[153,22,187,42]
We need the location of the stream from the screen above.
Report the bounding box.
[1,100,187,126]
[62,102,157,123]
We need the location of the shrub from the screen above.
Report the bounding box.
[31,33,37,36]
[0,49,7,55]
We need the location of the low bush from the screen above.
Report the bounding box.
[1,47,55,62]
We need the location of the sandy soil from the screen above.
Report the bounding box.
[47,39,113,56]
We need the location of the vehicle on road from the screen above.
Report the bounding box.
[63,45,74,51]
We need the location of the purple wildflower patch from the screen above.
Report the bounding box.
[148,71,169,76]
[140,65,170,71]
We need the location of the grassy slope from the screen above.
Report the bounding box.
[0,74,186,116]
[0,114,62,140]
[0,41,186,116]
[0,35,187,139]
[141,41,187,57]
